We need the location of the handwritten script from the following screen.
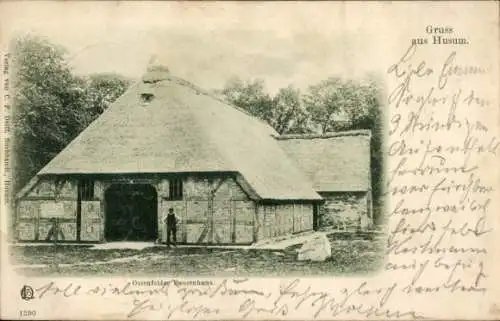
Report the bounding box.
[386,41,495,310]
[33,278,422,319]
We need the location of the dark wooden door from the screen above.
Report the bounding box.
[105,184,157,241]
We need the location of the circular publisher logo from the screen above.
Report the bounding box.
[20,285,34,301]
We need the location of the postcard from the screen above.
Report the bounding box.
[0,1,498,320]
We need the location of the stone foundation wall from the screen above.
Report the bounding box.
[318,192,372,231]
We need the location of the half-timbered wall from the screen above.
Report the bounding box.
[16,174,315,244]
[256,203,314,240]
[16,178,116,242]
[160,176,255,244]
[16,178,79,241]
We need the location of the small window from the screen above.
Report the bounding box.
[79,180,94,201]
[169,178,183,200]
[140,93,154,104]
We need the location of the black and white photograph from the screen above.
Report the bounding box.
[7,8,385,277]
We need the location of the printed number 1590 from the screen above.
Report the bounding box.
[19,310,36,317]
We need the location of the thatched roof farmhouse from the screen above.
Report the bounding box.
[15,65,372,244]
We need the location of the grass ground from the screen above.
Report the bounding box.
[9,233,385,277]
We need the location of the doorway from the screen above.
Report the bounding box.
[313,204,319,231]
[105,184,158,241]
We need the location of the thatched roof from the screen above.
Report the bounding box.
[38,66,321,201]
[276,130,371,192]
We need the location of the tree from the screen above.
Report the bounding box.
[339,79,381,130]
[83,73,131,114]
[77,73,131,126]
[11,35,87,192]
[218,77,274,121]
[303,77,373,134]
[11,35,131,192]
[270,86,310,134]
[218,77,311,134]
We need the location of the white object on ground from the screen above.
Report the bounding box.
[297,232,332,262]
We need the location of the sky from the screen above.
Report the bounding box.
[0,2,386,93]
[1,2,494,94]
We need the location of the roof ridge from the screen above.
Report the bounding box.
[275,129,371,140]
[150,75,275,131]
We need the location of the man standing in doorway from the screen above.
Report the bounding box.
[164,208,178,248]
